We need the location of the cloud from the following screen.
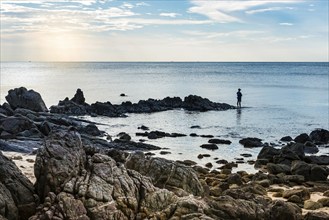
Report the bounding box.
[188,0,300,23]
[279,23,294,26]
[1,1,212,34]
[246,7,282,14]
[159,13,181,18]
[183,30,265,39]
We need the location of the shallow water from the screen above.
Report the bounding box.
[1,62,328,172]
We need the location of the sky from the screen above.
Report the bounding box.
[0,0,328,62]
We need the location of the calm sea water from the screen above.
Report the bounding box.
[1,62,328,172]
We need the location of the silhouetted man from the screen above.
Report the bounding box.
[237,88,242,108]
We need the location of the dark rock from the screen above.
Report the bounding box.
[117,132,131,141]
[208,138,231,145]
[239,137,263,148]
[280,136,293,142]
[291,161,311,181]
[227,173,243,185]
[160,151,171,155]
[189,133,198,137]
[0,103,14,115]
[71,88,85,105]
[177,160,197,166]
[310,165,328,181]
[190,125,201,129]
[183,95,233,111]
[305,155,329,165]
[291,161,328,181]
[304,141,319,154]
[120,93,126,97]
[170,132,187,137]
[79,124,102,136]
[205,162,213,168]
[5,87,48,112]
[200,144,218,150]
[0,116,34,135]
[0,151,38,219]
[37,121,51,136]
[294,133,311,144]
[257,146,280,160]
[200,134,214,138]
[138,125,149,130]
[269,200,302,220]
[309,129,329,144]
[240,153,252,157]
[304,211,329,220]
[266,163,291,174]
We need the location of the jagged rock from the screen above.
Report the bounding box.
[71,88,85,105]
[125,152,204,196]
[5,87,48,112]
[0,151,38,219]
[50,99,90,115]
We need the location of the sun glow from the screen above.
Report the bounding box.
[38,31,87,61]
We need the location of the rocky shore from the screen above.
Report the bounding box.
[1,87,329,220]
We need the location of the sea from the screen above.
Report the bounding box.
[1,62,328,172]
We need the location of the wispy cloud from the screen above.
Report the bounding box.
[159,13,181,18]
[188,0,300,23]
[279,23,294,26]
[1,2,212,33]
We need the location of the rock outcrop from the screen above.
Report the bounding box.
[28,129,306,220]
[5,87,48,112]
[50,90,235,116]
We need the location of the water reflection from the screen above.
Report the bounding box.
[236,108,242,125]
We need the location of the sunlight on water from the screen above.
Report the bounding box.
[1,62,328,172]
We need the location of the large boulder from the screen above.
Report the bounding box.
[309,129,329,144]
[5,87,48,112]
[125,152,204,196]
[0,151,39,219]
[294,133,311,144]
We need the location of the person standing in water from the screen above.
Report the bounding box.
[237,88,242,108]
